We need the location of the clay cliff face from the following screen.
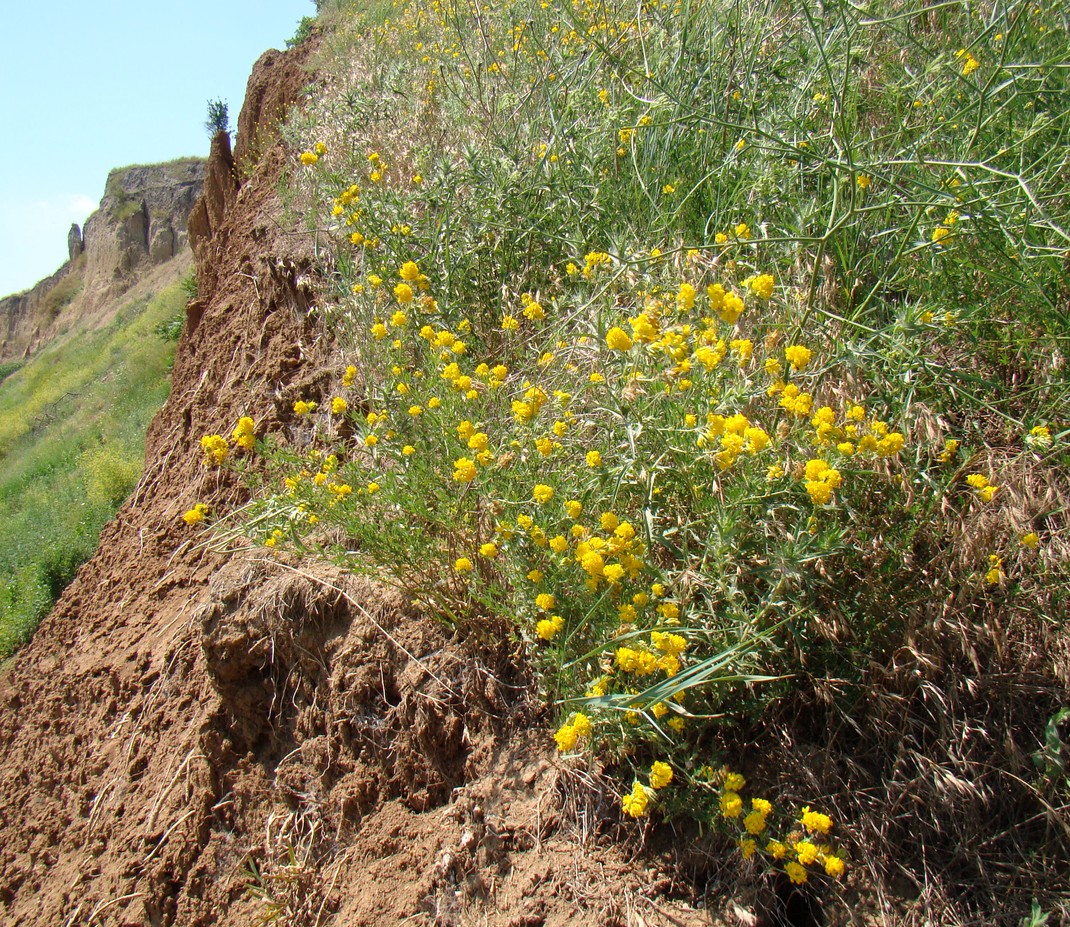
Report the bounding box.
[0,159,206,361]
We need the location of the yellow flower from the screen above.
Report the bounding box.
[720,791,743,818]
[399,260,420,281]
[292,400,317,416]
[232,416,256,449]
[739,838,757,859]
[533,484,554,504]
[1022,532,1040,549]
[784,344,813,370]
[299,151,318,166]
[651,631,687,655]
[200,434,229,467]
[479,542,498,559]
[806,480,833,505]
[554,723,579,752]
[749,273,774,300]
[182,503,209,526]
[724,771,746,791]
[522,300,546,322]
[453,457,477,482]
[586,450,602,467]
[535,592,556,611]
[331,397,348,414]
[795,841,820,865]
[825,856,846,878]
[743,810,766,835]
[606,326,633,351]
[536,614,565,641]
[1027,425,1052,447]
[800,807,833,835]
[785,862,808,885]
[621,781,651,818]
[572,713,591,738]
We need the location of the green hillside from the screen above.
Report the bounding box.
[0,282,184,657]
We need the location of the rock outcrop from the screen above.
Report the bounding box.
[0,158,206,362]
[67,223,84,261]
[81,159,205,308]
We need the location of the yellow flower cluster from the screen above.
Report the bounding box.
[536,614,564,640]
[620,761,674,818]
[1026,425,1052,448]
[182,502,209,526]
[803,459,843,506]
[966,472,998,503]
[985,553,1004,585]
[231,416,256,450]
[697,412,771,470]
[784,344,812,371]
[615,629,687,678]
[554,711,592,752]
[718,772,845,880]
[621,780,652,817]
[200,434,229,467]
[956,48,980,76]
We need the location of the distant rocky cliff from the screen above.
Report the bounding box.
[0,159,205,361]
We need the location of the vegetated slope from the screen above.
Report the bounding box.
[0,264,189,656]
[0,40,701,927]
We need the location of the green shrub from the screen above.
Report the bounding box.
[286,16,317,48]
[205,99,230,138]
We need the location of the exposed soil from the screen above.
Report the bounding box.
[0,40,719,927]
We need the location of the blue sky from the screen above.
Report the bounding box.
[0,1,312,298]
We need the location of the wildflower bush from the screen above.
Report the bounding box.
[197,0,1069,905]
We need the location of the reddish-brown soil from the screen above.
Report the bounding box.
[0,41,717,927]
